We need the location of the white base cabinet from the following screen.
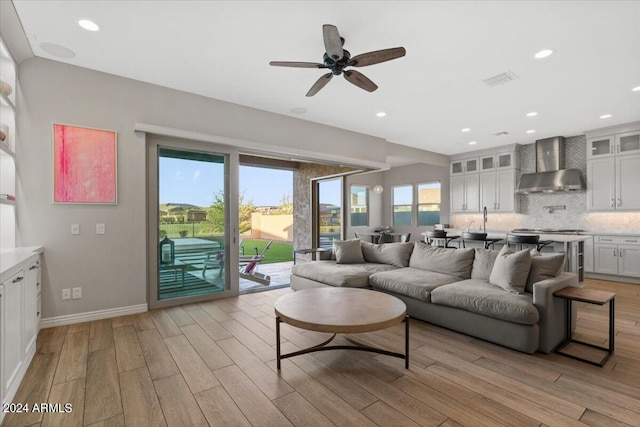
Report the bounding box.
[1,254,40,418]
[593,236,640,278]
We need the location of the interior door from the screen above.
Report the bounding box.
[147,136,239,309]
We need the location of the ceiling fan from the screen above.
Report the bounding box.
[269,24,406,96]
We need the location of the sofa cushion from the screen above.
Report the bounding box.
[471,248,501,281]
[409,243,475,279]
[369,267,461,302]
[430,279,540,325]
[291,261,396,288]
[489,246,532,294]
[526,252,565,293]
[333,239,365,264]
[361,241,414,267]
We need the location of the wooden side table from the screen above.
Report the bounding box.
[553,287,615,367]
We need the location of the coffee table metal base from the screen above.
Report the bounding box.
[276,315,409,369]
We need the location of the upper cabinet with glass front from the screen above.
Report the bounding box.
[480,152,517,171]
[450,157,479,175]
[616,131,640,157]
[587,132,640,159]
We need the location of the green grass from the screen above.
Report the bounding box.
[241,239,293,263]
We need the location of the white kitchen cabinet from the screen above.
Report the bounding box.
[480,152,516,171]
[451,173,479,213]
[23,259,40,358]
[588,154,640,211]
[593,235,640,278]
[615,131,640,157]
[587,158,616,210]
[450,157,479,175]
[1,252,40,416]
[1,270,24,401]
[615,155,640,209]
[587,135,615,159]
[480,169,517,212]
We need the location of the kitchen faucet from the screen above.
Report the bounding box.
[483,206,488,232]
[466,220,475,231]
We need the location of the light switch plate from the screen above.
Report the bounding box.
[96,223,105,234]
[71,224,80,235]
[72,287,82,299]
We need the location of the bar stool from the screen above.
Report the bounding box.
[506,234,553,252]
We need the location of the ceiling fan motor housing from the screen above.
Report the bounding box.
[323,50,351,75]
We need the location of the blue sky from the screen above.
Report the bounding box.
[159,157,294,207]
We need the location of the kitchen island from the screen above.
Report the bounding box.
[421,229,589,281]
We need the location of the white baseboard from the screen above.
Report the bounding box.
[39,303,148,329]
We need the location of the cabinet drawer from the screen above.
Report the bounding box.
[594,235,640,245]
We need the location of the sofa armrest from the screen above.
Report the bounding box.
[294,248,333,262]
[532,272,578,353]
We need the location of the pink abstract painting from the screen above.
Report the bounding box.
[53,124,117,204]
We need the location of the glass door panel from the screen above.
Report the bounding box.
[156,147,228,302]
[318,179,342,248]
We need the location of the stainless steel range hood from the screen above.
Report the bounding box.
[517,136,585,194]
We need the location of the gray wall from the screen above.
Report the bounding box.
[17,58,389,318]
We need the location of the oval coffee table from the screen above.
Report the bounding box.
[274,287,409,369]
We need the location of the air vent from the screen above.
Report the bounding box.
[483,71,519,87]
[493,131,510,136]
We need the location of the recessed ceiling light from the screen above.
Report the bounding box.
[600,114,612,119]
[376,112,386,118]
[526,130,536,134]
[78,19,100,32]
[534,49,554,59]
[39,42,76,58]
[526,112,538,117]
[468,141,477,145]
[461,128,470,132]
[632,86,640,92]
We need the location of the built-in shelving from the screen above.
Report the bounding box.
[0,34,17,249]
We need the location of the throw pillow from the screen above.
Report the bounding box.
[409,242,475,279]
[470,248,501,281]
[526,252,565,293]
[489,246,532,294]
[333,239,365,264]
[361,241,414,267]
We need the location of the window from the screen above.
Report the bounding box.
[393,185,413,226]
[350,185,368,226]
[418,182,441,226]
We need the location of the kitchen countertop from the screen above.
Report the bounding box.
[0,246,44,283]
[422,229,591,243]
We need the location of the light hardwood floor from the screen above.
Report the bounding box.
[2,278,639,427]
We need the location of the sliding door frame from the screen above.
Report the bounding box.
[146,135,240,309]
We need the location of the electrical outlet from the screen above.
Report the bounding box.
[72,287,82,299]
[62,288,71,300]
[71,224,80,235]
[96,223,105,234]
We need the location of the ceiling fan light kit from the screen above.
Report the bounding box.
[270,24,406,96]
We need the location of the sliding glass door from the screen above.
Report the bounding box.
[148,137,239,309]
[316,178,343,248]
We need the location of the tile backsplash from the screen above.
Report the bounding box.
[451,135,640,234]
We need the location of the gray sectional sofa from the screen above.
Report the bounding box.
[291,240,577,354]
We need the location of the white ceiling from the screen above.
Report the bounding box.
[12,1,640,155]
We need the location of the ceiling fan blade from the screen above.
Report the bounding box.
[323,24,344,60]
[343,70,378,92]
[269,61,326,68]
[349,47,406,67]
[306,73,333,97]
